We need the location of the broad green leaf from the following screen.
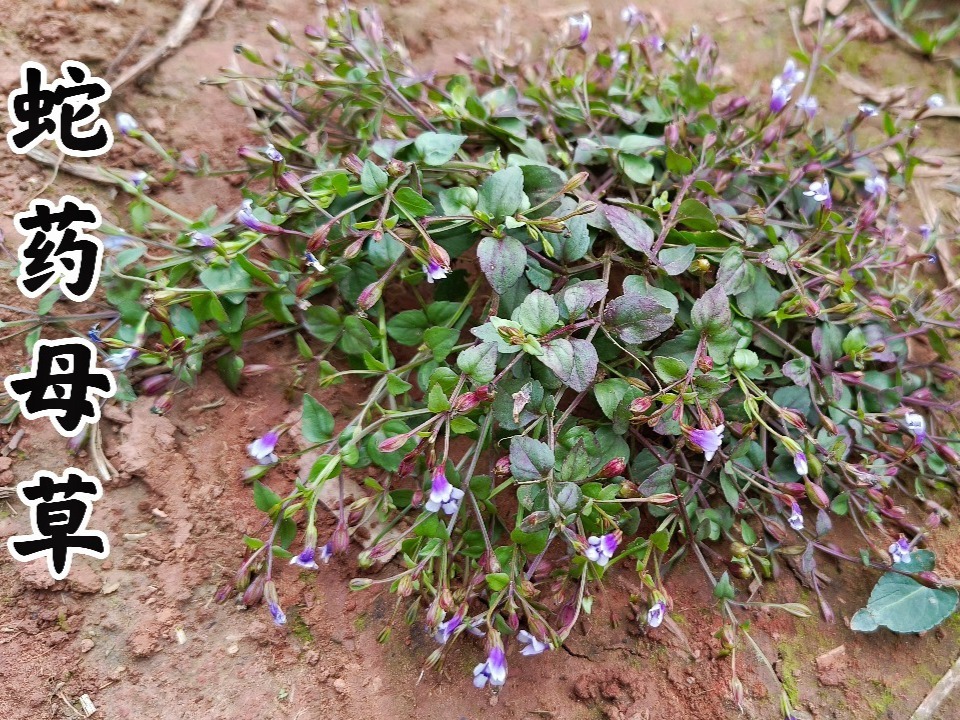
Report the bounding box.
[515,290,559,335]
[302,394,334,442]
[539,338,598,392]
[604,293,676,344]
[604,204,654,254]
[478,235,526,294]
[477,166,524,219]
[457,342,498,383]
[676,198,718,230]
[691,285,732,337]
[658,245,695,275]
[510,436,554,481]
[360,160,388,195]
[393,187,434,217]
[414,132,466,165]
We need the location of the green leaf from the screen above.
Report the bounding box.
[510,436,554,481]
[393,187,434,217]
[717,248,754,295]
[676,199,718,231]
[438,186,479,215]
[654,356,688,383]
[216,354,244,392]
[666,149,693,175]
[360,160,388,194]
[36,290,61,315]
[691,285,732,337]
[486,572,511,592]
[386,374,412,395]
[515,289,559,335]
[478,235,526,294]
[339,315,376,355]
[423,326,460,360]
[303,305,342,342]
[604,293,676,344]
[604,205,654,254]
[658,245,695,275]
[386,309,428,345]
[302,394,335,442]
[427,383,451,412]
[477,166,524,219]
[539,338,598,392]
[619,154,655,184]
[714,571,736,600]
[253,480,282,514]
[414,132,466,165]
[851,551,958,634]
[457,342,498,383]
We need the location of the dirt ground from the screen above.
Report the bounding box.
[1,1,959,718]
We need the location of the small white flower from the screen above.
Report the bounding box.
[888,537,911,564]
[795,95,819,119]
[858,103,879,117]
[305,251,326,273]
[864,175,887,198]
[788,502,804,531]
[647,600,667,628]
[904,411,926,443]
[793,452,808,476]
[247,431,280,464]
[517,630,550,656]
[104,348,138,371]
[926,94,945,110]
[116,112,138,135]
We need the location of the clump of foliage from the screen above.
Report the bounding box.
[17,2,960,711]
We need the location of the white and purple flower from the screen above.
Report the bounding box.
[424,258,448,283]
[190,231,216,248]
[566,12,592,47]
[889,536,911,564]
[116,112,138,136]
[264,143,283,162]
[926,94,945,110]
[434,614,463,644]
[473,647,507,688]
[793,452,808,476]
[689,424,725,462]
[620,5,642,26]
[647,599,667,628]
[247,430,280,465]
[905,411,926,444]
[425,466,464,515]
[858,103,879,118]
[130,170,149,190]
[517,630,549,656]
[788,502,804,531]
[796,95,819,119]
[769,59,806,114]
[104,347,138,371]
[804,179,832,209]
[864,175,887,198]
[305,251,326,273]
[290,545,318,570]
[585,531,620,567]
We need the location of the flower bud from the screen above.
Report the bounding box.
[562,171,589,193]
[744,206,766,226]
[241,364,274,377]
[630,396,652,416]
[452,391,481,414]
[934,442,960,465]
[397,573,414,597]
[277,171,304,194]
[696,355,714,372]
[494,456,511,481]
[139,373,173,396]
[378,432,412,453]
[720,96,750,118]
[349,578,374,591]
[332,521,350,554]
[356,281,383,313]
[804,479,829,509]
[67,424,90,455]
[151,392,174,416]
[386,159,407,177]
[242,574,266,606]
[598,457,627,479]
[664,123,680,147]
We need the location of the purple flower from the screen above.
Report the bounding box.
[130,170,149,190]
[804,179,832,209]
[105,347,138,371]
[247,430,280,464]
[864,175,887,198]
[116,112,138,136]
[689,424,725,462]
[517,630,549,656]
[264,143,283,162]
[788,502,804,531]
[919,224,932,241]
[237,199,283,234]
[770,81,792,114]
[566,13,591,46]
[473,647,507,688]
[268,600,286,626]
[190,231,216,248]
[290,545,318,569]
[793,452,808,476]
[305,251,326,273]
[889,537,911,564]
[647,35,665,53]
[647,600,667,628]
[318,542,333,563]
[905,411,926,444]
[585,531,619,566]
[779,59,805,87]
[87,324,102,344]
[796,95,819,119]
[434,614,462,644]
[425,466,464,515]
[424,258,448,283]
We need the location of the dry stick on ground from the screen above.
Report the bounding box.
[911,652,960,720]
[111,0,219,92]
